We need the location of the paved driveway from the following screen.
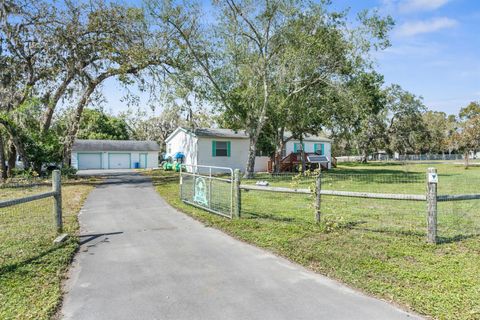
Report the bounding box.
[76,168,140,177]
[61,172,421,320]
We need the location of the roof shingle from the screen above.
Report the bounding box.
[72,139,160,152]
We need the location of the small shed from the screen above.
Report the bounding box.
[71,139,159,170]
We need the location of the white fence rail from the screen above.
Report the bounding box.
[336,154,465,162]
[180,165,479,245]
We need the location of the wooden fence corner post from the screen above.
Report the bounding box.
[315,168,322,223]
[426,167,438,244]
[234,169,241,218]
[52,170,63,233]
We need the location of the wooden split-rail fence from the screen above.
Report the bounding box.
[232,168,480,244]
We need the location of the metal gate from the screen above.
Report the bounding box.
[179,164,234,218]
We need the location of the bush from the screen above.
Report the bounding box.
[61,166,77,179]
[12,168,40,179]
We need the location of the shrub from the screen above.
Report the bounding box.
[61,166,77,179]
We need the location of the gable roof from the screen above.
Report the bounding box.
[165,127,249,142]
[73,139,160,152]
[284,132,332,142]
[165,127,332,143]
[194,128,249,139]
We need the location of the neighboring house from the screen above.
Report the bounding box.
[274,132,333,170]
[282,132,332,158]
[165,127,333,172]
[72,139,159,170]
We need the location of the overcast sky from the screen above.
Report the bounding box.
[101,0,480,116]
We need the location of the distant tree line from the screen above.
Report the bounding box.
[333,100,480,166]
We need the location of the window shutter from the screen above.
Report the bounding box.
[294,143,297,153]
[212,141,216,157]
[314,144,317,153]
[321,144,325,155]
[227,141,231,157]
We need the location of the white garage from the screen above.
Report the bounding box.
[71,139,160,170]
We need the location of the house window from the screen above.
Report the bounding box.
[294,143,305,153]
[212,141,231,157]
[314,143,325,155]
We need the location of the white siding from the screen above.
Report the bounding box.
[254,156,269,172]
[165,130,198,168]
[71,152,78,169]
[197,137,250,172]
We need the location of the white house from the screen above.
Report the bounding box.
[165,127,332,172]
[283,132,333,168]
[71,139,159,170]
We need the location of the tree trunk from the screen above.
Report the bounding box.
[245,135,258,178]
[244,100,268,178]
[464,151,469,169]
[274,136,286,173]
[63,82,96,166]
[274,143,285,173]
[274,152,281,173]
[42,72,75,132]
[244,53,269,178]
[0,119,30,170]
[360,149,368,163]
[0,135,7,181]
[300,138,306,174]
[7,142,16,177]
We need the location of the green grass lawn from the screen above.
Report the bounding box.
[0,179,96,320]
[149,162,480,320]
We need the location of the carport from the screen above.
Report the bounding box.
[71,139,160,170]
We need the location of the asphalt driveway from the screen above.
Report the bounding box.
[61,172,421,320]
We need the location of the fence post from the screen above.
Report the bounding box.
[315,168,321,223]
[52,170,63,233]
[234,169,241,218]
[426,167,438,244]
[209,167,212,208]
[179,164,183,200]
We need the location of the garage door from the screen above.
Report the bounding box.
[78,153,102,170]
[109,153,131,169]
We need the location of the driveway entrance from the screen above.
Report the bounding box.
[61,172,421,320]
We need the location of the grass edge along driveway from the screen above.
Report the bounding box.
[149,164,480,320]
[0,180,96,320]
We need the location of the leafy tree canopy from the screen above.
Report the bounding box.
[459,101,480,120]
[77,109,130,141]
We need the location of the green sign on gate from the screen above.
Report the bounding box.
[179,164,234,219]
[193,176,209,207]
